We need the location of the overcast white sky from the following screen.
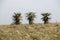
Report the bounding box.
[0,0,60,25]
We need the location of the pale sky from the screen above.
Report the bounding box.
[0,0,60,25]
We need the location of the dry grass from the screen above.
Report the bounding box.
[0,23,60,40]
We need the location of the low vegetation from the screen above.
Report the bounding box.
[0,23,60,40]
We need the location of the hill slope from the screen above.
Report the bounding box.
[0,23,60,40]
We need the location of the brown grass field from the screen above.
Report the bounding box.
[0,23,60,40]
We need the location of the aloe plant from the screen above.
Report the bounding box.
[26,12,36,24]
[13,12,22,25]
[41,13,51,24]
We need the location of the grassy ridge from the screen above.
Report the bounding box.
[0,23,60,40]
